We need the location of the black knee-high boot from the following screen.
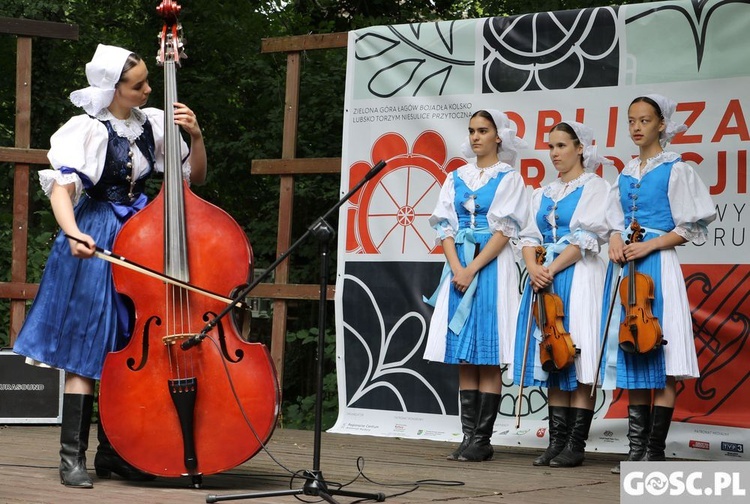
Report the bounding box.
[644,406,674,461]
[94,422,156,481]
[458,392,500,462]
[612,404,651,474]
[533,406,570,466]
[59,393,94,488]
[447,389,479,461]
[549,408,594,467]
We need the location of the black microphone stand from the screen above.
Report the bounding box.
[203,160,388,504]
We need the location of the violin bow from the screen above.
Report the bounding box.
[590,263,623,399]
[515,290,536,428]
[64,234,247,309]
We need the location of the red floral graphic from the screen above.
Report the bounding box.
[346,131,465,255]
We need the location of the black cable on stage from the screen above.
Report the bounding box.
[199,337,465,501]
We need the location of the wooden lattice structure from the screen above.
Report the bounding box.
[250,32,347,385]
[0,17,79,345]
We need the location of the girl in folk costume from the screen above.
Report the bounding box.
[602,94,716,474]
[424,109,529,462]
[13,44,206,487]
[513,121,611,467]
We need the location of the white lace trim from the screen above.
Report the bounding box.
[519,237,541,249]
[674,223,708,245]
[456,162,513,191]
[493,217,520,240]
[434,221,455,244]
[95,108,147,142]
[38,169,83,205]
[542,172,596,200]
[568,229,600,254]
[622,151,680,178]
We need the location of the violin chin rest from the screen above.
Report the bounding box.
[619,338,667,354]
[619,342,637,354]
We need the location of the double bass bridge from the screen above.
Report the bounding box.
[163,333,195,346]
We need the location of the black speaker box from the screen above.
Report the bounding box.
[0,349,63,424]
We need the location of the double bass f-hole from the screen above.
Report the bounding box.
[532,246,579,372]
[618,220,665,354]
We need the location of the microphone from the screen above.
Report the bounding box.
[180,331,206,350]
[363,160,387,182]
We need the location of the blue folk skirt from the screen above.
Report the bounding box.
[13,196,131,379]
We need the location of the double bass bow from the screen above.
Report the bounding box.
[515,282,535,428]
[98,1,279,485]
[590,263,623,398]
[532,246,579,372]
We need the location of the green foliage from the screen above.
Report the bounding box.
[281,325,337,430]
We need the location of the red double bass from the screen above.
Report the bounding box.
[99,1,279,483]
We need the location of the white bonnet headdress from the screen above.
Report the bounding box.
[561,121,613,171]
[644,94,687,147]
[69,44,133,115]
[461,109,528,166]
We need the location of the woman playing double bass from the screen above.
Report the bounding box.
[514,121,611,467]
[12,44,206,488]
[603,94,716,474]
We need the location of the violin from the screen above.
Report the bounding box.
[532,246,578,372]
[97,1,279,484]
[618,220,665,353]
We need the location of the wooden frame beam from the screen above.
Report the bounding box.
[261,32,347,53]
[9,36,32,344]
[0,17,78,40]
[0,283,38,299]
[250,284,334,301]
[0,147,49,165]
[251,157,341,175]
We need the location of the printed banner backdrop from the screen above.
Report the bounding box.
[332,0,750,460]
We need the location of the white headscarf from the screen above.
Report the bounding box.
[69,44,133,115]
[559,121,613,171]
[645,93,687,147]
[460,109,528,166]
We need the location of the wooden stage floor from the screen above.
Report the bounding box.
[0,425,623,503]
